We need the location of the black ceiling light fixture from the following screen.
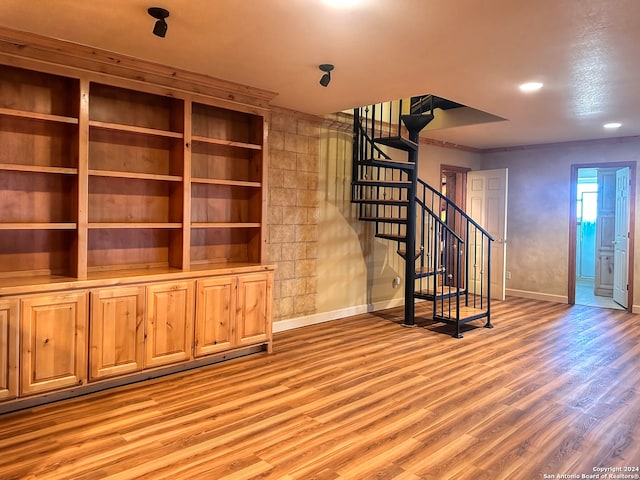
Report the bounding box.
[148,7,170,38]
[319,64,334,87]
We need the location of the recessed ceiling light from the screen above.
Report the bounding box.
[603,122,622,129]
[519,82,543,92]
[323,0,361,8]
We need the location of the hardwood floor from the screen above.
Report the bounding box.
[1,297,640,479]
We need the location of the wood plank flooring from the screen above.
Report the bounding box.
[1,297,640,479]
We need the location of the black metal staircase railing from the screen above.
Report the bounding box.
[351,99,494,337]
[415,179,494,337]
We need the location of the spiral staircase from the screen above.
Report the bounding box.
[351,96,494,337]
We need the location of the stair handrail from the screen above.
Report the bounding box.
[353,107,394,162]
[415,199,465,244]
[417,178,495,241]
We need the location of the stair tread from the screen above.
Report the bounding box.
[376,233,406,242]
[414,286,466,300]
[434,305,488,320]
[373,136,418,152]
[360,158,415,170]
[418,286,465,295]
[415,266,445,276]
[353,179,411,186]
[360,216,407,223]
[397,249,422,259]
[352,199,409,206]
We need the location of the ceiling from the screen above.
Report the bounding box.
[1,0,639,149]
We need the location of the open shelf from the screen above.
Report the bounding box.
[88,228,183,272]
[0,117,78,171]
[0,64,79,119]
[0,171,77,224]
[191,142,262,184]
[89,177,182,224]
[89,83,184,135]
[191,183,262,224]
[192,102,262,146]
[0,230,77,278]
[190,227,262,266]
[89,125,183,178]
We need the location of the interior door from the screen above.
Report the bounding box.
[613,167,630,307]
[594,168,616,296]
[466,168,508,300]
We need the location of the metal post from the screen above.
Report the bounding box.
[352,108,360,187]
[485,237,493,328]
[402,128,420,327]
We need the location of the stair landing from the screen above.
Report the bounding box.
[415,286,465,300]
[434,305,488,322]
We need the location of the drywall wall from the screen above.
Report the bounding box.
[315,121,482,316]
[317,119,405,314]
[481,137,640,309]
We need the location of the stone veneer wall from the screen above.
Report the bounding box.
[266,108,322,321]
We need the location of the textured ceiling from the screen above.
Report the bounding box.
[1,0,639,149]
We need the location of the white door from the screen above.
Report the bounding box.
[613,167,630,307]
[466,168,508,300]
[594,169,616,296]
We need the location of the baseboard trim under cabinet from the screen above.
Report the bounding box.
[0,344,267,415]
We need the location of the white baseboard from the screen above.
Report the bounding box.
[505,288,568,304]
[633,304,640,314]
[273,297,406,333]
[274,293,637,333]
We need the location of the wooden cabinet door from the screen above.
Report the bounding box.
[90,286,145,380]
[236,273,272,349]
[145,281,194,368]
[20,292,88,396]
[0,299,19,401]
[195,277,236,357]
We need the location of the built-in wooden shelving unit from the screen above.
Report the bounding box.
[0,45,275,412]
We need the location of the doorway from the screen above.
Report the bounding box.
[440,164,508,301]
[569,163,636,311]
[440,165,470,288]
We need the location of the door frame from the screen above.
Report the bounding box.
[440,164,470,208]
[568,162,636,311]
[440,164,470,288]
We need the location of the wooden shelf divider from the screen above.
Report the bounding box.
[191,177,261,188]
[88,222,183,229]
[0,223,78,230]
[191,222,262,229]
[0,107,78,125]
[88,169,182,182]
[191,135,262,150]
[88,120,184,138]
[0,163,78,175]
